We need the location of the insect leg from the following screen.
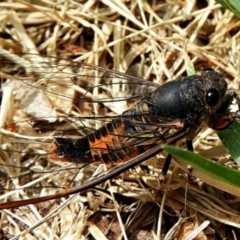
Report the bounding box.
[217,92,236,115]
[160,140,193,180]
[186,140,193,152]
[213,91,240,130]
[160,153,172,181]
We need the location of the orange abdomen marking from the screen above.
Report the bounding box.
[50,118,154,167]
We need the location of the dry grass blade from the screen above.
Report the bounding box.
[0,0,239,239]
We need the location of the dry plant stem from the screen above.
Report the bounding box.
[0,0,239,239]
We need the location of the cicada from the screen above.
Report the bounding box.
[0,52,239,212]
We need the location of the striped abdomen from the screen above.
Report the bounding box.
[48,116,158,166]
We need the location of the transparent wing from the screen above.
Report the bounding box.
[0,52,164,201]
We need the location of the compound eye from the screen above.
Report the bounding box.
[206,88,219,107]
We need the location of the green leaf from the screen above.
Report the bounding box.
[216,0,240,18]
[218,121,240,164]
[162,144,240,196]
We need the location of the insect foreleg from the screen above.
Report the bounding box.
[212,91,240,130]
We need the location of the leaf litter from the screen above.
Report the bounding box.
[0,0,240,239]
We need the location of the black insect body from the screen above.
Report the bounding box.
[55,68,230,167]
